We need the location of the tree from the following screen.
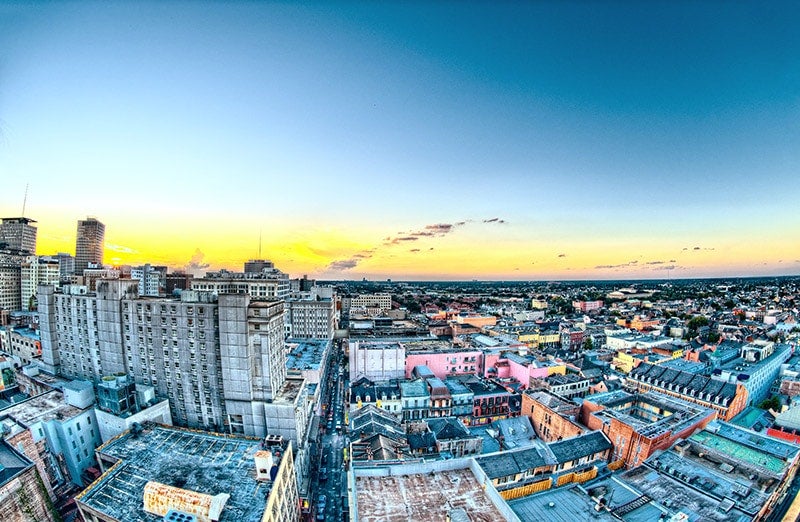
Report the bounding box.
[758,396,781,411]
[684,315,710,339]
[582,337,593,351]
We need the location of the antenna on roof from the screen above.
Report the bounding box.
[21,183,29,217]
[259,228,262,259]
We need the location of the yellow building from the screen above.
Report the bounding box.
[612,351,638,374]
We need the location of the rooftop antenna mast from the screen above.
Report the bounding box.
[258,228,262,259]
[21,183,29,217]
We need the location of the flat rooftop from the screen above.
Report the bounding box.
[621,462,751,521]
[272,377,305,404]
[0,389,83,425]
[658,358,706,374]
[689,429,790,475]
[510,480,664,522]
[355,467,506,522]
[0,326,40,339]
[587,391,712,437]
[285,338,330,371]
[635,446,767,516]
[77,425,277,522]
[403,339,462,353]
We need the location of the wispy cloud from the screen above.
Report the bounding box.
[105,242,139,255]
[327,258,361,271]
[326,217,507,272]
[594,259,643,270]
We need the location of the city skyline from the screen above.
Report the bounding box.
[1,2,799,280]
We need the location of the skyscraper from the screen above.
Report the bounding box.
[75,217,105,273]
[0,217,37,254]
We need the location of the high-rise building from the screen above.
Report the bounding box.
[244,258,274,274]
[20,255,60,310]
[0,217,37,254]
[75,217,105,273]
[38,283,308,442]
[130,263,166,296]
[285,296,336,339]
[56,252,75,281]
[0,251,26,312]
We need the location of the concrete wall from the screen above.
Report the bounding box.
[404,350,481,380]
[95,399,172,442]
[349,341,405,381]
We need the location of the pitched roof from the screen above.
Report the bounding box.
[629,362,738,404]
[475,444,553,479]
[427,417,470,440]
[548,431,611,464]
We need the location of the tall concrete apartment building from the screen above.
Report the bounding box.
[75,217,105,273]
[20,255,60,310]
[38,281,300,439]
[285,296,336,339]
[0,251,27,312]
[56,252,75,281]
[130,263,166,296]
[0,217,37,253]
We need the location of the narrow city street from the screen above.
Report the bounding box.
[308,341,350,521]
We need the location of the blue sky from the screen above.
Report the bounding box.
[1,1,798,279]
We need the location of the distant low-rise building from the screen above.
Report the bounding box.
[400,379,430,421]
[628,362,748,421]
[572,300,603,313]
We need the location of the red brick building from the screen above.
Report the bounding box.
[521,390,583,442]
[580,390,716,468]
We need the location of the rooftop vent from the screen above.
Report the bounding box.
[163,510,198,522]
